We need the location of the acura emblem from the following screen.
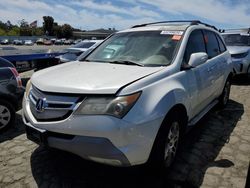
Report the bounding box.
[36,98,47,112]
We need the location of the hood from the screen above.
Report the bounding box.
[31,61,164,94]
[67,48,88,52]
[227,46,250,55]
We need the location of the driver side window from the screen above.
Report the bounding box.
[184,30,206,64]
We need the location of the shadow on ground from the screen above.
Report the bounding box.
[232,75,250,86]
[166,99,244,187]
[0,112,25,143]
[30,99,244,188]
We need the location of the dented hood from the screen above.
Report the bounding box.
[31,61,163,94]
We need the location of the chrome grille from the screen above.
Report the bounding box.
[29,87,80,121]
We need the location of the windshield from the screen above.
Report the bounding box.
[222,34,250,46]
[85,31,181,66]
[73,42,95,48]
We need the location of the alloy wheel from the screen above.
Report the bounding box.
[164,122,180,167]
[0,104,11,130]
[223,81,231,105]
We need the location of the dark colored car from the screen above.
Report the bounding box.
[1,39,9,45]
[0,57,24,131]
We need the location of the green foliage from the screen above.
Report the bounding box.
[61,24,73,39]
[7,27,20,36]
[0,17,74,37]
[0,28,6,35]
[20,27,32,36]
[53,25,63,38]
[43,16,54,36]
[33,28,44,36]
[18,19,29,28]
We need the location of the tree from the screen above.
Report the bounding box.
[53,25,63,38]
[7,26,20,36]
[61,24,73,39]
[18,19,29,28]
[18,19,32,36]
[33,28,44,36]
[0,28,6,36]
[43,16,54,36]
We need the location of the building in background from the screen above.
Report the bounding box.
[73,28,117,40]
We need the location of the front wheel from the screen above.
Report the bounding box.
[218,79,231,108]
[163,121,180,167]
[149,113,183,169]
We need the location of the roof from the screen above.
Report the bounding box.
[119,20,218,33]
[119,24,190,33]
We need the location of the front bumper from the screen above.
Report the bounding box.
[22,95,163,166]
[232,58,250,74]
[24,122,130,166]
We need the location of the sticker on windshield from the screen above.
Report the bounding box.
[172,35,182,41]
[160,31,183,35]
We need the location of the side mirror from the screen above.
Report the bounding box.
[188,52,208,68]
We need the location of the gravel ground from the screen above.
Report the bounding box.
[0,73,249,188]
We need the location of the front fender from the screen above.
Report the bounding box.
[123,81,190,125]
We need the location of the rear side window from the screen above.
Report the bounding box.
[203,30,220,58]
[216,34,226,53]
[184,30,206,63]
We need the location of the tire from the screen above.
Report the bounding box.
[218,79,231,108]
[149,111,184,169]
[0,100,15,131]
[247,65,250,80]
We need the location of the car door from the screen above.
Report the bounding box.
[183,29,213,116]
[214,33,228,96]
[203,30,224,100]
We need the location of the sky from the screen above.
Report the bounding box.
[0,0,249,30]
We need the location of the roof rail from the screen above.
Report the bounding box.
[219,28,250,34]
[131,20,218,30]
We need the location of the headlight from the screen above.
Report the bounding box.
[75,92,141,118]
[25,80,32,98]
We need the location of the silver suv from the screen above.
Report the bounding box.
[221,29,250,77]
[23,21,233,168]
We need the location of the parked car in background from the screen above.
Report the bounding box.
[74,39,82,45]
[54,39,63,45]
[23,21,233,168]
[221,29,250,77]
[64,39,74,45]
[43,39,52,45]
[36,38,44,45]
[13,39,23,45]
[50,38,57,44]
[0,57,24,131]
[1,39,9,45]
[58,40,103,63]
[24,40,34,45]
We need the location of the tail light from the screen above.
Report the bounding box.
[9,67,22,88]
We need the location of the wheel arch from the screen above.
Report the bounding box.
[147,103,188,163]
[0,94,18,110]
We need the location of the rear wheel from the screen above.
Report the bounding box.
[218,79,231,108]
[247,65,250,80]
[0,100,15,131]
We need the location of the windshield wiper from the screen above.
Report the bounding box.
[109,60,144,67]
